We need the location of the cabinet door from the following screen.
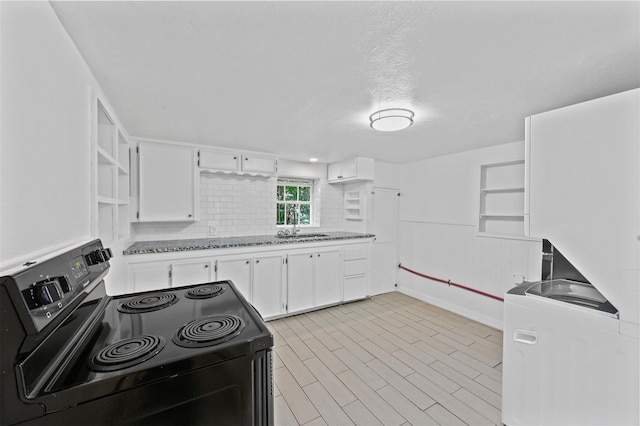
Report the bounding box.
[242,155,277,174]
[327,160,356,181]
[327,163,341,182]
[314,250,342,307]
[199,149,240,171]
[171,260,213,287]
[129,262,170,293]
[252,255,285,319]
[138,142,196,222]
[216,257,252,301]
[287,252,315,313]
[340,160,358,180]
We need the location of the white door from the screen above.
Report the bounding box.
[252,255,285,319]
[371,188,399,295]
[216,257,252,301]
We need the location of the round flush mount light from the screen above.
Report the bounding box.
[369,108,414,132]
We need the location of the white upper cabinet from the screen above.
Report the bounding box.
[137,142,198,222]
[241,155,277,174]
[328,157,375,183]
[199,148,277,176]
[199,149,240,171]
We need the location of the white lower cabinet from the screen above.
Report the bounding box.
[343,244,370,301]
[129,259,212,293]
[215,256,253,301]
[314,250,342,307]
[171,260,213,287]
[287,249,341,314]
[252,255,286,318]
[126,239,371,319]
[216,254,286,319]
[129,262,170,293]
[287,252,315,313]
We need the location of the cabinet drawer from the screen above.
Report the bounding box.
[344,275,366,301]
[344,259,367,276]
[344,247,368,261]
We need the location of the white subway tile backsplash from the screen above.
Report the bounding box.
[132,172,366,240]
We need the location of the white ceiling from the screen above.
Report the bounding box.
[51,1,640,164]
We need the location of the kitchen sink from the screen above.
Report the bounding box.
[276,233,329,239]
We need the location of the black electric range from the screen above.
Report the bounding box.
[0,239,273,425]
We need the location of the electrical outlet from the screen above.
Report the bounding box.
[207,221,218,236]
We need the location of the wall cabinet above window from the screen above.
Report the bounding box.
[198,148,277,176]
[328,157,375,183]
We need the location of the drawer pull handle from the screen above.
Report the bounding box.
[513,329,537,345]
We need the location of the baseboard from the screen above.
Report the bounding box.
[396,287,504,331]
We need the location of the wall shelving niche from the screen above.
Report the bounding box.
[95,98,130,243]
[479,160,525,236]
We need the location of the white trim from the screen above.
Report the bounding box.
[130,136,278,159]
[400,219,476,227]
[476,232,541,242]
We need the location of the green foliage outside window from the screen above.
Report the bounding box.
[276,179,313,226]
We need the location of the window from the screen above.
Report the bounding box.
[277,178,313,226]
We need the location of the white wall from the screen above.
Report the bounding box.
[0,2,96,267]
[374,161,402,189]
[397,141,542,329]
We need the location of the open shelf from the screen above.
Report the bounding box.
[344,190,364,220]
[95,99,130,244]
[479,160,525,236]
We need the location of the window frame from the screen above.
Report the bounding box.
[276,178,314,227]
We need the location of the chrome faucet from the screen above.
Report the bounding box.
[287,207,299,235]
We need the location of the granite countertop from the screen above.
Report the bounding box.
[123,232,375,255]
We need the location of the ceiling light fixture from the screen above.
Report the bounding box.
[309,158,318,162]
[369,108,414,132]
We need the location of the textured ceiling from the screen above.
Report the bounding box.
[52,1,640,164]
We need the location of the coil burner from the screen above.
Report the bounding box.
[173,314,245,348]
[117,293,178,314]
[185,284,225,300]
[90,335,165,372]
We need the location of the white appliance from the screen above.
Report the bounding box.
[502,88,640,425]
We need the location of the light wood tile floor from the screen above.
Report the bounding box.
[268,292,503,426]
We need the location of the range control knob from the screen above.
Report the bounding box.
[85,248,113,266]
